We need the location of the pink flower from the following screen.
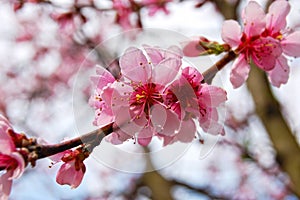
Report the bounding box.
[164,67,227,145]
[113,0,140,30]
[107,46,182,146]
[263,0,300,87]
[91,45,227,146]
[0,115,25,200]
[222,1,278,88]
[222,1,300,88]
[56,149,88,189]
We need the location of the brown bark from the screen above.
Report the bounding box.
[247,66,300,197]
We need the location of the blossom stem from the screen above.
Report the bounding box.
[33,123,113,160]
[202,50,237,83]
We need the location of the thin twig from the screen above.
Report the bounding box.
[202,50,236,83]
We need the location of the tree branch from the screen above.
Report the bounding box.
[202,50,236,83]
[247,66,300,197]
[32,123,113,159]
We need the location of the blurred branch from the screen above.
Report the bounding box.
[247,66,300,197]
[171,179,230,200]
[219,139,291,194]
[136,147,231,199]
[210,0,240,20]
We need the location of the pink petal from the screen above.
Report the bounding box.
[268,55,289,87]
[100,86,114,109]
[266,0,290,33]
[137,127,153,146]
[119,47,151,83]
[114,106,147,137]
[105,130,131,145]
[162,135,175,146]
[90,65,115,91]
[150,104,167,133]
[93,109,114,127]
[105,132,123,145]
[164,45,183,60]
[9,152,25,179]
[152,58,181,86]
[93,86,116,126]
[158,108,180,136]
[110,81,132,109]
[175,120,196,143]
[282,31,300,57]
[49,151,68,163]
[199,108,224,135]
[199,84,227,107]
[230,54,250,88]
[56,161,84,189]
[221,20,242,48]
[0,115,10,125]
[0,170,13,200]
[182,39,205,57]
[143,45,164,65]
[0,120,15,154]
[242,1,266,37]
[182,66,204,83]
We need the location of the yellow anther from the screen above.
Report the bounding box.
[276,34,283,40]
[136,94,145,101]
[265,43,273,47]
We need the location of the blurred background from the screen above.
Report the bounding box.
[1,0,300,199]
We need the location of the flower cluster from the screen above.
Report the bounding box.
[90,45,227,146]
[0,115,25,200]
[221,0,300,88]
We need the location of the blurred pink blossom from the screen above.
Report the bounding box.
[142,0,172,16]
[0,115,25,200]
[113,0,140,30]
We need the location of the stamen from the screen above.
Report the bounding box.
[136,94,145,101]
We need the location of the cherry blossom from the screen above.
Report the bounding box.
[263,0,300,87]
[91,46,183,146]
[221,0,300,88]
[0,115,25,200]
[91,46,227,146]
[163,67,227,145]
[55,148,89,189]
[108,46,182,146]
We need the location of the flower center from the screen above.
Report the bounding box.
[130,83,163,117]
